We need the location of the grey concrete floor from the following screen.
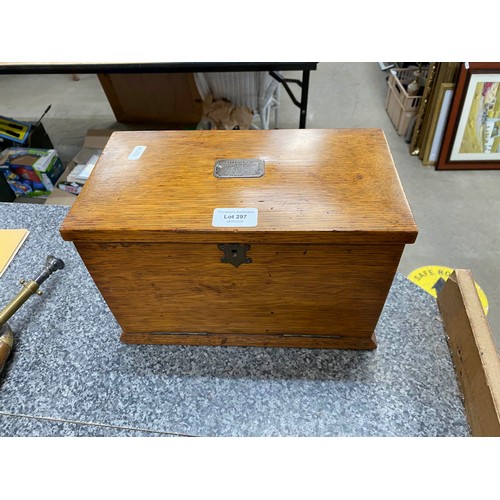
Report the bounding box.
[1,62,499,349]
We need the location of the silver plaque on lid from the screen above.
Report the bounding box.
[214,158,265,178]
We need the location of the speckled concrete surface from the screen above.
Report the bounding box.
[0,202,470,436]
[0,414,176,437]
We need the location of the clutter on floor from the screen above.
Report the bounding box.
[197,93,253,130]
[0,147,64,197]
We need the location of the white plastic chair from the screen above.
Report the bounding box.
[194,71,280,129]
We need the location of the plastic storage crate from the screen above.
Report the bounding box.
[385,67,428,136]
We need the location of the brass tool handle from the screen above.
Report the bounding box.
[0,324,14,374]
[0,255,65,329]
[0,255,64,375]
[0,280,40,328]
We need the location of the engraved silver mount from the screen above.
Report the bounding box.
[214,159,265,178]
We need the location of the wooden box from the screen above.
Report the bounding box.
[60,129,418,349]
[97,73,203,125]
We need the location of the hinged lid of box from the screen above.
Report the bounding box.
[60,129,418,244]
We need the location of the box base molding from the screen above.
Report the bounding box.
[120,331,377,349]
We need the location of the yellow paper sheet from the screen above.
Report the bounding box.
[0,229,29,278]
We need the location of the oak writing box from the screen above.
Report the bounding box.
[60,129,418,349]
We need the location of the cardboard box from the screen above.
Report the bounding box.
[47,129,114,206]
[0,147,64,197]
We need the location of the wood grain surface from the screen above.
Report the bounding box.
[62,129,416,348]
[437,269,500,436]
[120,332,377,349]
[97,73,202,124]
[60,129,417,244]
[75,241,403,344]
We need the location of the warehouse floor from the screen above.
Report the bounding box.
[1,62,499,350]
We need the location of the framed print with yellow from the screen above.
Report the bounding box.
[437,62,500,170]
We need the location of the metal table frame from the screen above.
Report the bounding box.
[0,62,318,129]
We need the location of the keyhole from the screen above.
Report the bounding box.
[218,244,251,267]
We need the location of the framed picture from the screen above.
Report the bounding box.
[422,83,454,165]
[436,62,500,170]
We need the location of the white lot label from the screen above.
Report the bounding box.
[128,146,146,160]
[212,208,258,227]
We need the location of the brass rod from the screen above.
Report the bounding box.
[0,281,39,329]
[0,255,65,375]
[0,324,14,373]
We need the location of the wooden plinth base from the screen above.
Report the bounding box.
[120,331,377,350]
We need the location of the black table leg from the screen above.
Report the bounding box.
[299,70,310,129]
[269,70,312,129]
